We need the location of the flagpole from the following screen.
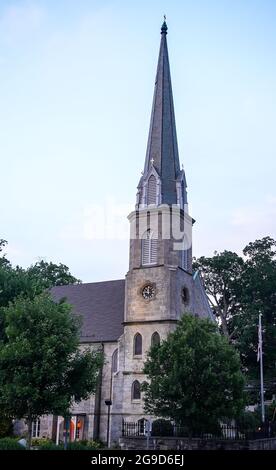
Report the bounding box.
[258,313,265,423]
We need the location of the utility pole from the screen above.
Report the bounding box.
[258,313,265,423]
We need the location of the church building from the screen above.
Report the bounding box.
[31,20,213,446]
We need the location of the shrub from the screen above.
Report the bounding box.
[37,439,104,451]
[84,440,104,449]
[0,415,13,438]
[38,441,63,450]
[0,438,26,450]
[67,440,103,451]
[31,437,52,447]
[67,441,87,451]
[236,410,261,430]
[151,419,174,437]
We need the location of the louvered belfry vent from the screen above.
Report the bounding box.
[142,229,158,265]
[147,175,157,205]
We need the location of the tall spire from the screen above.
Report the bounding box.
[143,19,181,205]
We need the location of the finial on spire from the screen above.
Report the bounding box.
[150,157,154,166]
[161,15,168,35]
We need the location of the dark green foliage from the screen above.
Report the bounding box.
[194,237,276,399]
[0,240,81,343]
[0,238,103,449]
[236,410,261,430]
[232,238,276,383]
[0,437,26,450]
[0,412,13,438]
[193,250,244,338]
[0,294,103,448]
[143,314,245,434]
[0,265,35,309]
[0,240,9,269]
[37,440,103,451]
[31,437,52,447]
[67,441,92,450]
[38,441,64,450]
[151,419,174,436]
[0,259,80,310]
[27,260,81,290]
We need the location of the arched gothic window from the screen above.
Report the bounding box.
[142,229,158,266]
[151,331,160,347]
[112,348,118,373]
[134,333,142,356]
[132,380,141,400]
[147,175,157,205]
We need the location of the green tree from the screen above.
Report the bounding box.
[193,251,244,339]
[194,237,276,401]
[232,237,276,384]
[143,314,245,434]
[0,411,13,438]
[27,260,81,290]
[0,294,103,448]
[0,239,80,308]
[0,240,9,268]
[0,265,36,309]
[0,260,80,310]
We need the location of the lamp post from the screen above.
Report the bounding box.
[105,358,115,448]
[105,399,112,448]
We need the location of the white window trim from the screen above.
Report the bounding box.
[32,419,40,438]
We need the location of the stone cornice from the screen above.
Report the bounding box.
[123,319,178,326]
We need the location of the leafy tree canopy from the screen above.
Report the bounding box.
[0,240,9,269]
[233,237,276,383]
[0,239,80,306]
[0,294,103,447]
[194,236,276,395]
[193,251,244,338]
[143,314,245,433]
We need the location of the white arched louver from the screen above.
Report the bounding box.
[147,175,157,205]
[142,229,158,266]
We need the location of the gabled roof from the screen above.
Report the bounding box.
[51,279,125,343]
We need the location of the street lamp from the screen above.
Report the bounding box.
[105,399,112,447]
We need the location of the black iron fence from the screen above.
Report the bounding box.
[122,419,276,441]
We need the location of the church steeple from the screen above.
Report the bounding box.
[137,20,187,208]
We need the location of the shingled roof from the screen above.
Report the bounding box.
[51,279,125,343]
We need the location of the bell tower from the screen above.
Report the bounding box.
[120,20,212,423]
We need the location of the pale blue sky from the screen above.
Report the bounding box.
[1,0,275,282]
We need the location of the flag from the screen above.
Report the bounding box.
[257,314,262,362]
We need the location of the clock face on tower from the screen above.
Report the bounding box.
[142,284,156,300]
